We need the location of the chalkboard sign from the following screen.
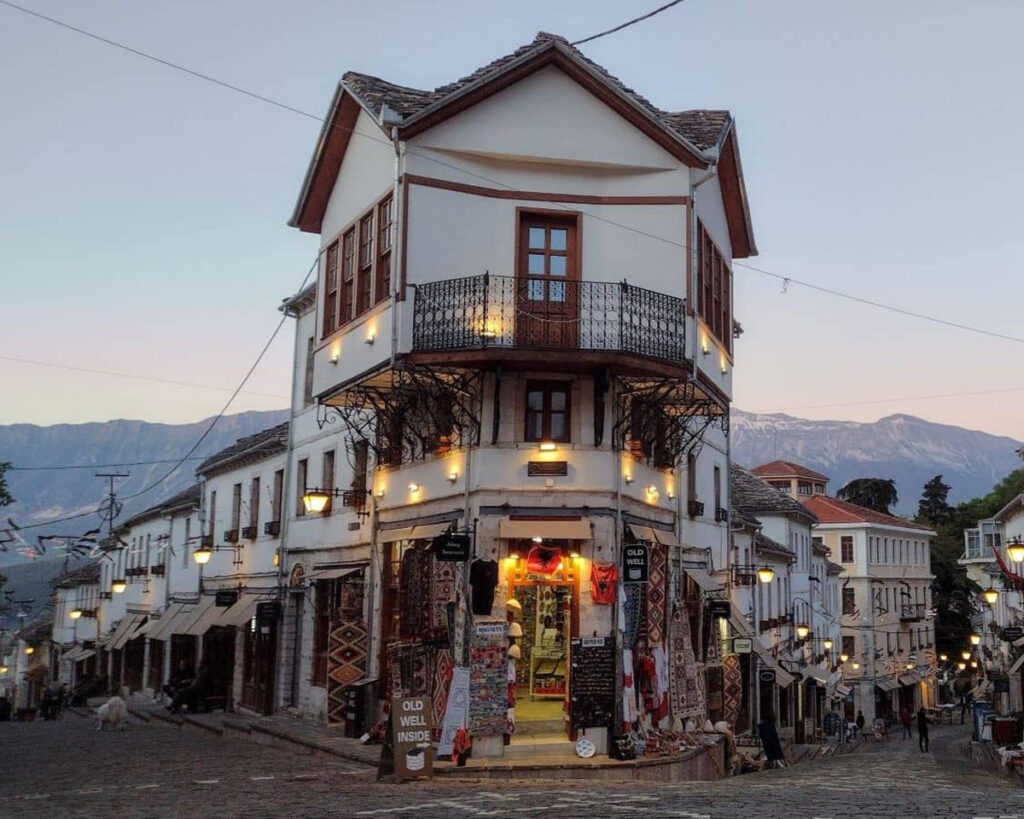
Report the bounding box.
[994,679,1010,693]
[569,636,615,730]
[256,601,281,624]
[757,720,785,763]
[1003,627,1023,642]
[622,544,649,583]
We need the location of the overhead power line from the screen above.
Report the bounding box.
[571,0,688,46]
[9,456,208,471]
[0,355,290,400]
[4,0,1020,351]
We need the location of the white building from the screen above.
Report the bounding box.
[51,562,101,686]
[281,31,758,757]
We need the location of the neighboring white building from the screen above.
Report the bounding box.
[51,562,101,686]
[282,31,758,757]
[960,491,1024,712]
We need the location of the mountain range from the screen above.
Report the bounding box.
[731,410,1022,515]
[1,408,1020,569]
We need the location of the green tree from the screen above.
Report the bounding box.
[917,475,953,526]
[836,477,899,514]
[0,461,11,508]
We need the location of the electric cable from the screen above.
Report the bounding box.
[571,0,688,46]
[4,0,1022,347]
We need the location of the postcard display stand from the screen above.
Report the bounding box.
[569,636,615,737]
[469,619,508,736]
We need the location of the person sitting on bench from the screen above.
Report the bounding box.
[162,661,195,704]
[168,661,209,714]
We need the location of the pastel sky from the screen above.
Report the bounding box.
[2,0,1022,440]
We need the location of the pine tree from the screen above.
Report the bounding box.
[917,475,953,525]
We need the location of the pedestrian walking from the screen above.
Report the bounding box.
[855,710,865,737]
[917,707,931,752]
[900,708,913,739]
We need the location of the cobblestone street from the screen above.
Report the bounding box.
[2,713,1022,818]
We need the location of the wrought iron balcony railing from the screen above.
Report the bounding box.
[412,273,687,365]
[900,603,926,622]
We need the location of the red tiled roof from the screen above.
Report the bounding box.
[800,495,933,532]
[750,460,829,482]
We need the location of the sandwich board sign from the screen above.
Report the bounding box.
[391,696,433,783]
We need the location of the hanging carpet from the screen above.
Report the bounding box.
[722,654,743,727]
[669,604,706,722]
[326,619,368,725]
[647,544,667,646]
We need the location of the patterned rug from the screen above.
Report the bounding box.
[647,544,667,645]
[430,559,457,641]
[399,548,427,639]
[669,605,705,722]
[326,620,368,724]
[705,620,723,667]
[623,582,646,649]
[722,654,743,728]
[431,648,454,740]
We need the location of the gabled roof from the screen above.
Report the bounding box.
[121,483,201,529]
[731,464,819,524]
[290,32,757,257]
[750,460,830,482]
[826,561,843,576]
[754,531,795,559]
[197,422,289,477]
[801,495,934,533]
[52,561,101,589]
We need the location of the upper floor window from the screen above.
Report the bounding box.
[358,213,374,314]
[698,222,732,353]
[375,196,393,304]
[840,536,854,563]
[842,587,856,616]
[249,477,260,531]
[271,469,284,525]
[296,458,308,517]
[525,380,570,443]
[323,241,339,338]
[341,229,355,325]
[797,481,812,495]
[814,483,825,493]
[321,449,335,516]
[768,480,790,493]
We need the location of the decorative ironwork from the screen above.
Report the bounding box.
[611,376,728,469]
[326,362,484,470]
[412,273,687,365]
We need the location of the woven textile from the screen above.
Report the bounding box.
[705,625,723,667]
[326,620,368,723]
[647,545,668,645]
[387,641,432,698]
[399,548,427,639]
[722,654,743,727]
[669,605,705,721]
[432,648,454,740]
[623,583,646,649]
[429,558,457,641]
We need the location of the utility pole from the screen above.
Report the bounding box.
[95,473,127,686]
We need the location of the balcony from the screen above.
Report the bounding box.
[411,274,687,369]
[900,604,926,622]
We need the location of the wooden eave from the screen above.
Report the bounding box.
[289,89,367,234]
[717,124,758,259]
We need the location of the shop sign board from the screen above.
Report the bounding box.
[758,669,776,684]
[733,637,752,654]
[994,679,1010,693]
[255,601,281,624]
[434,534,471,562]
[215,590,238,607]
[437,667,470,758]
[622,543,649,583]
[392,696,433,783]
[1003,627,1023,642]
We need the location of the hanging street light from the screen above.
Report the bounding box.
[839,652,850,663]
[939,654,948,662]
[756,566,775,584]
[1007,540,1024,563]
[192,545,213,565]
[69,609,82,620]
[823,638,834,651]
[111,579,127,594]
[301,489,331,515]
[970,632,982,646]
[957,662,967,671]
[796,623,810,640]
[983,588,1000,606]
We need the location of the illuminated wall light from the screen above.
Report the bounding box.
[538,441,557,452]
[532,536,543,544]
[624,474,633,484]
[569,550,580,559]
[719,353,728,375]
[376,487,386,498]
[329,345,341,365]
[365,326,377,345]
[667,488,676,500]
[448,469,459,483]
[701,333,710,355]
[408,483,420,493]
[25,646,35,655]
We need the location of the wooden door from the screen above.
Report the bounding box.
[516,213,579,350]
[242,619,277,715]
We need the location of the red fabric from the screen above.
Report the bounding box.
[527,545,561,575]
[992,542,1024,588]
[590,562,618,604]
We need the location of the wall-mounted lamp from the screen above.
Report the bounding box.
[756,566,775,584]
[111,579,127,594]
[508,549,521,562]
[376,487,386,498]
[795,623,810,640]
[538,441,557,452]
[408,483,420,493]
[961,651,971,660]
[969,632,982,646]
[839,652,849,663]
[905,662,915,670]
[667,489,676,500]
[939,654,948,662]
[448,469,459,483]
[192,546,213,565]
[624,474,634,485]
[701,334,710,355]
[957,662,967,671]
[823,638,834,651]
[983,587,999,605]
[329,350,340,365]
[25,646,35,656]
[646,486,660,503]
[970,660,978,668]
[569,550,580,559]
[69,609,83,620]
[365,331,376,345]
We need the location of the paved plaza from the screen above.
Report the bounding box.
[1,713,1022,818]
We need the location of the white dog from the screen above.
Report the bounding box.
[95,696,127,731]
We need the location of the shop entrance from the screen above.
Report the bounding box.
[506,542,580,738]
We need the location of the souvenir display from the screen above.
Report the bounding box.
[468,619,508,735]
[569,636,615,730]
[590,562,617,604]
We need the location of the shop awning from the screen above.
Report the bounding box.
[806,673,829,686]
[876,678,899,692]
[109,614,144,651]
[626,524,676,545]
[76,650,95,662]
[307,564,365,581]
[683,567,722,593]
[147,603,187,642]
[1009,654,1024,675]
[835,684,852,697]
[899,674,919,687]
[727,603,796,687]
[499,518,591,540]
[126,617,151,642]
[378,522,456,543]
[182,596,221,636]
[212,594,262,629]
[63,646,85,662]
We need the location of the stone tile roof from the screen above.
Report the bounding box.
[801,495,934,533]
[750,460,830,482]
[122,483,201,529]
[342,32,731,153]
[826,561,843,576]
[197,422,289,476]
[754,531,794,558]
[731,464,819,523]
[51,561,101,589]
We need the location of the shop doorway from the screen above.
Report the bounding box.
[202,626,236,705]
[241,614,277,715]
[506,543,580,738]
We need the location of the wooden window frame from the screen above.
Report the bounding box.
[697,221,733,354]
[322,241,339,339]
[524,379,571,443]
[340,228,355,326]
[312,579,332,687]
[842,587,856,616]
[321,449,335,516]
[271,469,284,524]
[375,195,393,304]
[231,483,242,532]
[357,213,374,315]
[296,458,308,517]
[249,477,260,531]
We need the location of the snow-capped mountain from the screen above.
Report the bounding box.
[731,410,1022,514]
